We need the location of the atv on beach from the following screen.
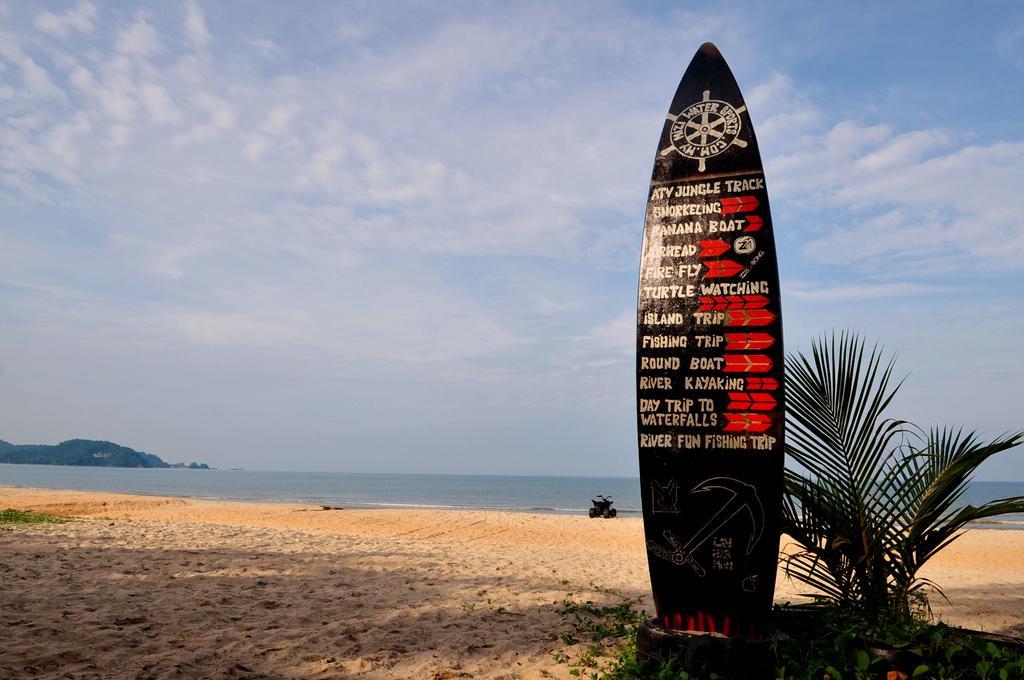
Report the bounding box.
[588,495,617,518]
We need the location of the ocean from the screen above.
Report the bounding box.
[0,464,644,516]
[2,464,1023,528]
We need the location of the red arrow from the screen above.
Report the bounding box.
[724,354,773,373]
[699,240,730,258]
[727,392,777,411]
[725,332,775,350]
[725,295,747,309]
[737,295,767,309]
[747,377,779,391]
[727,392,751,410]
[720,195,760,215]
[703,260,743,279]
[744,215,763,232]
[724,309,775,326]
[723,413,772,433]
[699,295,770,311]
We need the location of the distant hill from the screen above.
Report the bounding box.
[0,438,210,469]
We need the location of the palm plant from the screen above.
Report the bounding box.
[781,331,1024,620]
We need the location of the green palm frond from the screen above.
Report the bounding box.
[907,428,1024,566]
[782,331,1024,619]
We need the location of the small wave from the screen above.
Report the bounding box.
[970,518,1024,530]
[323,501,643,515]
[527,506,642,515]
[338,501,509,510]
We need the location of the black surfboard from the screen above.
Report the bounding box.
[636,43,784,639]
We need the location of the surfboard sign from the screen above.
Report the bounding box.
[636,42,784,639]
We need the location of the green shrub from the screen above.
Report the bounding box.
[547,597,1024,679]
[0,508,69,524]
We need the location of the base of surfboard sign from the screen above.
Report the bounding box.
[636,619,772,678]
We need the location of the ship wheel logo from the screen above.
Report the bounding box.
[661,90,748,172]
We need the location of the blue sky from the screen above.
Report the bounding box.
[1,1,1023,477]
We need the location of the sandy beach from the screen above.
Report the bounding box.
[1,486,1022,679]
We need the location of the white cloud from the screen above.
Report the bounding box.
[68,64,96,92]
[18,53,62,99]
[183,0,211,48]
[141,83,181,124]
[33,2,96,39]
[242,135,270,160]
[579,310,634,355]
[175,312,304,347]
[148,238,215,280]
[107,122,133,147]
[245,36,285,61]
[91,55,140,123]
[996,22,1024,66]
[799,140,1024,267]
[786,281,950,302]
[1,4,715,267]
[116,15,162,57]
[0,43,64,99]
[43,112,91,167]
[173,92,236,144]
[755,84,1024,273]
[853,129,951,172]
[300,144,346,185]
[260,104,299,135]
